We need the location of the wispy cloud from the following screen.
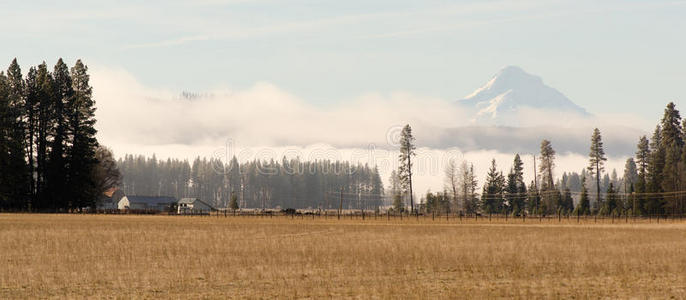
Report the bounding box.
[122,0,559,49]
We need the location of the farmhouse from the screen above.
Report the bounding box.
[98,188,126,210]
[119,196,177,211]
[177,198,215,214]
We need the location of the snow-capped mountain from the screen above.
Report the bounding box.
[458,66,590,125]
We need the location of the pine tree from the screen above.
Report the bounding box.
[660,103,683,198]
[45,59,71,210]
[507,154,526,215]
[24,66,39,210]
[33,63,54,210]
[481,159,504,214]
[397,124,416,214]
[66,60,99,210]
[0,70,10,209]
[539,140,557,214]
[5,59,29,210]
[575,176,591,215]
[539,140,556,190]
[635,136,650,193]
[587,128,607,213]
[647,126,665,214]
[634,136,650,215]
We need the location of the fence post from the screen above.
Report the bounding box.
[340,190,344,220]
[577,210,580,224]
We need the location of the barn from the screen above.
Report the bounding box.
[119,196,178,212]
[177,198,215,214]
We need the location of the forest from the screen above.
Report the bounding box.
[422,102,686,217]
[0,59,114,212]
[117,155,384,210]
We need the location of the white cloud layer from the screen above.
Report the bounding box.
[91,66,643,194]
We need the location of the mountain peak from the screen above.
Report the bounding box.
[458,66,589,125]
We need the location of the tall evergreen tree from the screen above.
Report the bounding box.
[635,136,650,193]
[539,140,557,214]
[507,154,526,215]
[66,60,99,210]
[635,136,650,215]
[0,71,10,208]
[660,102,683,197]
[24,66,39,209]
[4,59,30,209]
[397,124,416,214]
[587,128,607,213]
[539,140,556,190]
[647,126,665,214]
[34,63,54,210]
[46,59,71,210]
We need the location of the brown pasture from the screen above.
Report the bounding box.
[1,214,685,298]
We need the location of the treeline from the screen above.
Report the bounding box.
[423,102,686,217]
[0,58,111,212]
[118,155,384,210]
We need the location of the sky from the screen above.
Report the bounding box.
[1,0,684,193]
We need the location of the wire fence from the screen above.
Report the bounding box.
[64,208,686,225]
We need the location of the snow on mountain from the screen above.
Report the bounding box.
[458,66,590,125]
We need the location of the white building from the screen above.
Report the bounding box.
[177,198,215,214]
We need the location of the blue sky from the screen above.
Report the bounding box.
[2,0,685,120]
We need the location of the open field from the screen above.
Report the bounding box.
[2,214,686,298]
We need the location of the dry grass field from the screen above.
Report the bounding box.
[1,214,686,299]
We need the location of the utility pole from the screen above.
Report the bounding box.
[533,154,539,214]
[408,153,414,216]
